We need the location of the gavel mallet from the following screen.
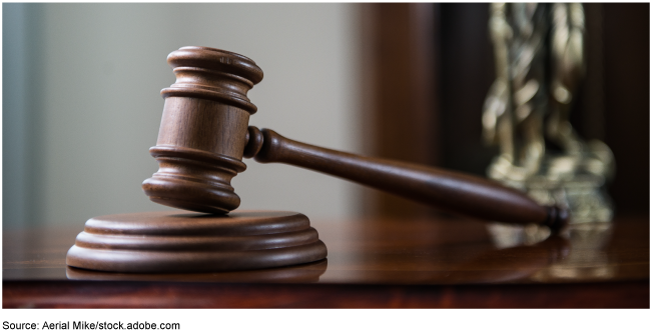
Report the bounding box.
[66,46,568,274]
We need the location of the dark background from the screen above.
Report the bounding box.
[361,3,648,218]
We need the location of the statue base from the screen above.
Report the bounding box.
[487,140,614,225]
[486,140,614,247]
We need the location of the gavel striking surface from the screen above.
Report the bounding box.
[66,211,327,273]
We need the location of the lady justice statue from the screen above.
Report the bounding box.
[482,3,615,228]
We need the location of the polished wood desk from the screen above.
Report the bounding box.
[3,214,648,308]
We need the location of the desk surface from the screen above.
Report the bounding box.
[3,213,648,308]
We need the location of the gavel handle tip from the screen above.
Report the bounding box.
[544,205,570,232]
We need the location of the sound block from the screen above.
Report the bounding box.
[66,210,327,273]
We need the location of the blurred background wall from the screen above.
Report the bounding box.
[4,3,648,230]
[3,3,362,228]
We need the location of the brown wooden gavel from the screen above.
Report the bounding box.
[142,46,568,231]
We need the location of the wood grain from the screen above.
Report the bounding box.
[142,46,262,214]
[4,280,647,308]
[65,211,327,273]
[4,216,648,308]
[246,127,567,229]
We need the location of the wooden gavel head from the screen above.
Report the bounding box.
[142,46,263,214]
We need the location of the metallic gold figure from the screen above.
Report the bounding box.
[483,3,614,224]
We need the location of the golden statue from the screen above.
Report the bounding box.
[483,3,615,224]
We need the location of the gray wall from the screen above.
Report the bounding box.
[3,3,361,228]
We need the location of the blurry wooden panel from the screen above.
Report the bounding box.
[437,3,496,175]
[359,3,440,218]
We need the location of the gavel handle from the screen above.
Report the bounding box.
[244,127,568,230]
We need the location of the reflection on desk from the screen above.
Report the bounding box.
[3,214,648,308]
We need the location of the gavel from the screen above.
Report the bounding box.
[142,46,568,231]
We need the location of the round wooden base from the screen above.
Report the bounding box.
[66,210,327,273]
[66,260,328,283]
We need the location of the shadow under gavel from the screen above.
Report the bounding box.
[142,46,568,231]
